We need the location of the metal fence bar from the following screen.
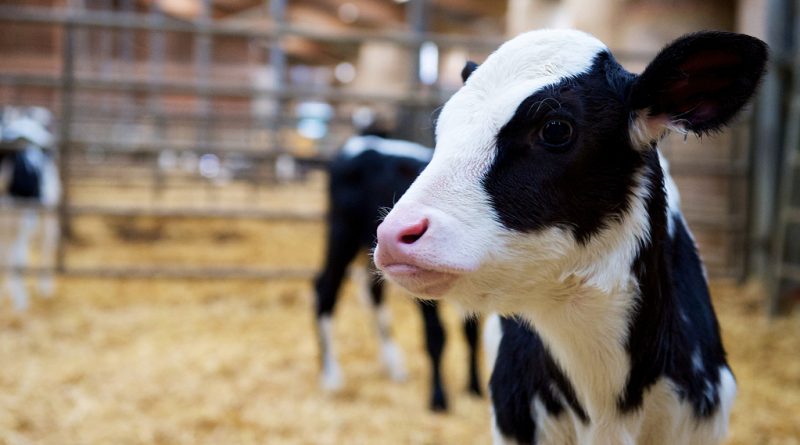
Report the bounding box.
[0,73,446,105]
[66,205,325,220]
[0,5,507,50]
[1,265,317,280]
[0,3,751,281]
[2,201,743,231]
[56,20,76,272]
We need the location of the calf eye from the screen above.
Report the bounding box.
[538,120,573,151]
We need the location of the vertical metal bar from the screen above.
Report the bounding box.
[70,0,87,72]
[149,0,166,199]
[405,0,429,145]
[407,0,426,91]
[268,0,287,169]
[735,119,751,281]
[751,0,790,279]
[195,0,212,151]
[119,0,135,137]
[98,0,113,111]
[56,20,76,272]
[768,0,800,316]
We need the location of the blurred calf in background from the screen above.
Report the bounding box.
[0,107,60,310]
[314,124,481,411]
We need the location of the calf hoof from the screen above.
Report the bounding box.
[430,389,448,412]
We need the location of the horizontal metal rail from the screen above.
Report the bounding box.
[0,6,657,64]
[0,5,507,50]
[64,139,294,155]
[67,205,324,220]
[0,200,744,231]
[0,73,448,105]
[0,265,317,280]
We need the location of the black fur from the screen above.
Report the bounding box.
[7,150,43,198]
[314,135,482,411]
[619,150,727,417]
[485,52,639,244]
[491,316,588,445]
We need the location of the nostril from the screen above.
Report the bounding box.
[398,219,428,245]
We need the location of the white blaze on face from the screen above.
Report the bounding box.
[376,30,608,302]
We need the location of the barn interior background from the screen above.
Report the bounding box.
[0,0,798,444]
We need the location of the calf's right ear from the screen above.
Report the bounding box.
[630,31,768,139]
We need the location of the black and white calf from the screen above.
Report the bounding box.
[315,132,482,411]
[0,107,60,310]
[375,30,766,443]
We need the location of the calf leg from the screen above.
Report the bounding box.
[37,210,58,297]
[419,301,448,411]
[5,209,38,310]
[464,315,483,396]
[314,220,360,391]
[367,262,407,382]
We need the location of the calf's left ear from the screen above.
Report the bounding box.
[630,31,768,138]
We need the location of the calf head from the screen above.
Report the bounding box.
[375,30,766,312]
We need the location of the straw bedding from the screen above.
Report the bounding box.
[0,181,798,444]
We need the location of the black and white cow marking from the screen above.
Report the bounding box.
[375,30,766,444]
[315,133,482,411]
[1,108,60,311]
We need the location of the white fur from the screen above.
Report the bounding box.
[632,367,736,445]
[5,209,38,310]
[532,396,577,445]
[318,315,344,391]
[483,313,503,376]
[659,152,682,237]
[374,304,407,382]
[341,135,432,164]
[351,264,372,307]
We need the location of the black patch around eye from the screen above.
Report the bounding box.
[483,51,643,243]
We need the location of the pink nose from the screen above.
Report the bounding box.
[397,218,428,245]
[376,216,429,258]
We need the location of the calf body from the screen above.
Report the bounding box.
[375,30,766,443]
[1,109,60,310]
[314,134,481,411]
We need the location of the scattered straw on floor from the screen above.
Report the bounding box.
[2,275,798,444]
[0,178,798,444]
[1,278,490,445]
